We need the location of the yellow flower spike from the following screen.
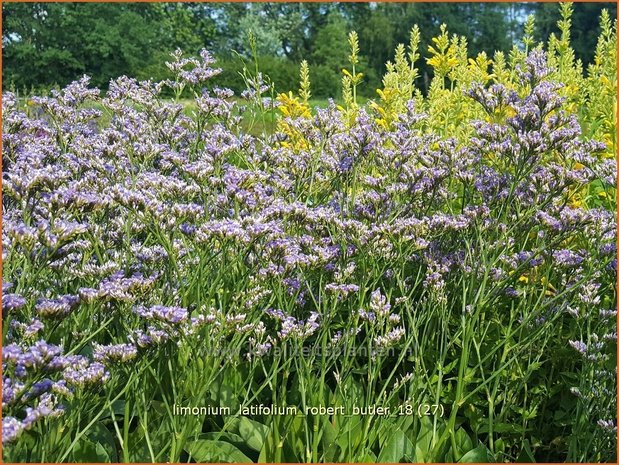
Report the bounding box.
[569,199,582,209]
[518,275,529,284]
[504,106,517,118]
[541,277,557,296]
[427,56,441,69]
[298,60,311,104]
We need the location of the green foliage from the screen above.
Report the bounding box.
[527,1,617,66]
[311,12,351,86]
[211,3,306,61]
[11,2,607,97]
[185,439,252,463]
[2,3,216,91]
[214,55,298,96]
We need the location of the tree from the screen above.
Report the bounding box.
[2,3,216,91]
[152,3,216,54]
[526,2,617,65]
[6,2,576,97]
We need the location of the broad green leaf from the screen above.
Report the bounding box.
[321,420,339,462]
[415,416,434,456]
[336,415,364,452]
[86,422,117,462]
[185,439,252,463]
[459,445,491,462]
[288,414,306,457]
[516,439,536,463]
[415,444,426,463]
[238,417,269,451]
[200,432,247,450]
[453,427,473,460]
[361,450,377,462]
[377,428,414,463]
[258,430,276,463]
[322,418,338,445]
[72,438,110,462]
[99,399,127,420]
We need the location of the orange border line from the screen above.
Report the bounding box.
[0,0,617,3]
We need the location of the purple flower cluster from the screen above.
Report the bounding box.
[134,305,189,324]
[35,294,79,319]
[93,342,138,364]
[3,392,65,444]
[1,339,108,443]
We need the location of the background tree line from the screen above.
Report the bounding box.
[3,2,616,98]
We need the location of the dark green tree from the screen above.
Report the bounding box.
[10,2,609,98]
[2,2,215,91]
[525,2,617,65]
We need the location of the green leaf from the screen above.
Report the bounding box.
[377,428,414,463]
[86,422,117,462]
[453,427,473,458]
[459,445,491,463]
[238,417,269,451]
[72,438,110,462]
[336,415,364,452]
[99,399,127,420]
[516,439,536,463]
[185,439,252,463]
[415,444,426,463]
[200,432,247,450]
[415,416,434,457]
[478,422,524,434]
[210,379,236,409]
[258,430,276,463]
[321,420,339,462]
[288,414,306,457]
[494,438,505,457]
[442,358,460,374]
